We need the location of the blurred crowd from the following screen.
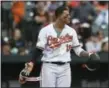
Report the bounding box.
[1,1,109,56]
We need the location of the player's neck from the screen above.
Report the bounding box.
[54,20,65,31]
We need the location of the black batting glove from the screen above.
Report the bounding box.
[85,53,100,71]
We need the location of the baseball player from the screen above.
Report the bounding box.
[19,6,100,87]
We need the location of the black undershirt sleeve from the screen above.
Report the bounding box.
[30,47,43,63]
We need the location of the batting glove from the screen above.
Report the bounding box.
[19,62,34,84]
[85,53,100,71]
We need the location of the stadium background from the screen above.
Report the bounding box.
[1,1,108,88]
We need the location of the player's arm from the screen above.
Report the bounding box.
[72,29,100,70]
[19,28,47,84]
[25,47,43,73]
[72,29,98,57]
[19,47,43,84]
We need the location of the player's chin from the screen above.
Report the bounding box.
[65,19,70,24]
[65,21,70,24]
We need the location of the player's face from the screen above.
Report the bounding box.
[60,10,70,24]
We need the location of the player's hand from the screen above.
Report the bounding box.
[85,53,100,71]
[19,70,27,84]
[19,62,34,84]
[89,53,100,63]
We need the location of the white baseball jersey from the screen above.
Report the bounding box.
[36,23,83,62]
